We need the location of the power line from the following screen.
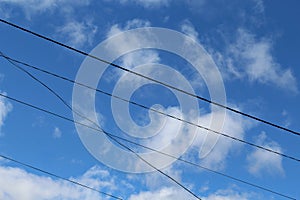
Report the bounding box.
[2,53,300,164]
[106,132,202,200]
[0,154,123,200]
[0,19,297,199]
[2,50,298,199]
[0,93,295,200]
[0,18,299,137]
[0,51,100,131]
[0,54,202,199]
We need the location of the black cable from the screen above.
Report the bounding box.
[0,51,100,130]
[106,133,202,200]
[0,93,295,200]
[0,154,123,200]
[0,54,202,199]
[2,51,298,198]
[1,53,300,164]
[0,18,299,137]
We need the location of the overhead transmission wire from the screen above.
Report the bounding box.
[0,53,202,200]
[1,53,299,164]
[0,154,122,199]
[0,18,299,137]
[0,93,295,200]
[0,56,295,200]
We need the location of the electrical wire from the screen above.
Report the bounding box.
[2,50,298,198]
[0,93,295,200]
[0,18,299,137]
[0,53,202,199]
[0,19,297,199]
[0,154,123,199]
[1,53,300,164]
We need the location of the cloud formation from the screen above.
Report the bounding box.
[52,127,62,138]
[0,0,90,17]
[0,92,12,135]
[56,19,98,49]
[118,0,170,8]
[203,188,251,200]
[0,164,118,200]
[105,19,160,79]
[129,187,195,200]
[192,109,253,170]
[246,132,284,176]
[129,186,253,200]
[180,20,199,42]
[225,29,298,93]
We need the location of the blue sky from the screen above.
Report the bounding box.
[0,0,300,199]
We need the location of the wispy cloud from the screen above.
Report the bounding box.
[180,20,199,42]
[203,188,252,200]
[52,127,62,138]
[0,0,91,19]
[107,19,151,37]
[223,29,298,93]
[104,19,160,82]
[247,132,284,177]
[129,186,253,200]
[252,0,264,14]
[0,164,118,200]
[55,19,98,49]
[192,108,253,170]
[129,187,194,200]
[0,92,12,136]
[116,0,170,8]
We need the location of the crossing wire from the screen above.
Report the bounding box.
[0,93,295,200]
[0,18,299,137]
[0,54,202,199]
[1,53,300,164]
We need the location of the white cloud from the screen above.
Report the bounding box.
[120,50,160,70]
[180,20,199,42]
[226,29,298,93]
[1,0,57,12]
[246,132,284,177]
[118,0,170,8]
[99,20,251,173]
[0,92,12,135]
[129,187,196,200]
[252,0,264,14]
[1,0,97,48]
[203,188,251,200]
[107,19,159,70]
[281,109,291,127]
[179,20,208,91]
[52,127,62,138]
[0,4,12,19]
[56,19,98,49]
[143,165,183,190]
[192,109,253,170]
[107,19,151,38]
[0,0,90,18]
[129,186,253,200]
[0,164,118,200]
[104,19,160,81]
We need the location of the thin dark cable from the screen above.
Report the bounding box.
[106,134,202,200]
[0,55,201,199]
[0,154,123,200]
[0,51,100,130]
[0,93,295,200]
[0,18,299,137]
[2,54,300,163]
[107,134,295,200]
